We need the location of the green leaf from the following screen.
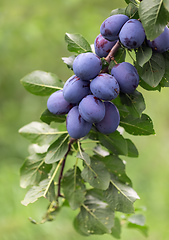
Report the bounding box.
[105,177,140,213]
[19,121,63,145]
[125,3,139,19]
[77,151,91,165]
[109,48,126,70]
[81,157,110,190]
[20,153,52,188]
[97,154,132,186]
[74,191,114,236]
[20,70,63,96]
[126,139,139,158]
[136,45,152,67]
[128,214,146,226]
[62,167,86,210]
[127,223,149,237]
[99,131,128,156]
[45,133,69,164]
[140,52,165,87]
[21,178,55,206]
[138,0,168,40]
[120,114,155,135]
[163,0,169,11]
[62,55,76,70]
[139,78,161,91]
[120,91,146,118]
[40,109,66,125]
[111,217,121,239]
[110,8,126,16]
[65,33,92,54]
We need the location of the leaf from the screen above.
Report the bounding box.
[110,8,126,16]
[120,91,146,118]
[20,70,63,96]
[138,0,168,40]
[136,45,153,67]
[125,3,139,19]
[105,177,140,213]
[62,167,86,210]
[20,153,52,188]
[19,121,62,145]
[21,178,55,206]
[126,139,139,158]
[163,0,169,11]
[109,48,126,70]
[45,133,69,164]
[120,114,155,135]
[99,131,128,156]
[40,109,66,125]
[76,151,91,165]
[97,154,132,186]
[81,157,110,190]
[74,191,114,236]
[128,214,146,226]
[62,55,76,70]
[140,52,165,87]
[65,33,92,54]
[127,223,149,237]
[111,217,121,239]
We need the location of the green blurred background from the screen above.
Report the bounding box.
[1,0,169,239]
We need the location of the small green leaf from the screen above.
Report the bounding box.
[120,91,146,118]
[65,33,92,54]
[62,167,86,210]
[136,45,152,67]
[19,121,62,145]
[125,3,139,19]
[126,139,139,158]
[74,191,114,236]
[111,217,121,239]
[62,55,76,70]
[45,133,69,164]
[163,0,169,11]
[138,0,168,40]
[128,214,146,226]
[40,109,66,124]
[77,151,91,165]
[110,8,126,16]
[21,178,55,206]
[140,52,165,87]
[20,71,63,96]
[120,114,155,135]
[20,153,52,188]
[99,131,128,156]
[81,157,110,190]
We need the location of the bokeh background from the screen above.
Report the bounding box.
[1,0,169,239]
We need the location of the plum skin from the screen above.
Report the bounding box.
[119,19,145,49]
[111,62,139,94]
[47,90,73,115]
[78,95,105,123]
[94,34,117,58]
[90,73,120,101]
[66,106,92,139]
[63,75,90,104]
[73,52,102,81]
[100,14,129,41]
[147,26,169,53]
[95,102,120,134]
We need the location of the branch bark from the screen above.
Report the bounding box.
[104,40,121,64]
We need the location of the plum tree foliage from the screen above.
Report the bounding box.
[19,0,169,238]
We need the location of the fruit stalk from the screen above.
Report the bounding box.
[104,40,121,63]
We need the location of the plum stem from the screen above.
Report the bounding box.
[104,40,121,64]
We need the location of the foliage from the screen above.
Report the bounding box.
[19,0,169,238]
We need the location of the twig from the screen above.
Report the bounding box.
[104,40,121,64]
[57,137,76,198]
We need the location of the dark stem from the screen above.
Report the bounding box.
[104,40,121,64]
[57,137,76,198]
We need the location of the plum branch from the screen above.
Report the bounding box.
[104,40,121,64]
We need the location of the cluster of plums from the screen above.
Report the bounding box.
[47,14,169,139]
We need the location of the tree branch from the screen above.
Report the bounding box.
[104,40,121,64]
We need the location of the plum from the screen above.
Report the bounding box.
[100,14,129,41]
[47,90,73,115]
[63,75,90,104]
[95,102,120,134]
[66,106,92,139]
[94,34,117,58]
[79,95,105,123]
[73,52,102,81]
[111,62,139,94]
[119,19,145,49]
[147,26,169,53]
[90,73,120,101]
